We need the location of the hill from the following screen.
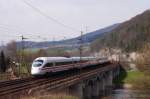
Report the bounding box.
[91,10,150,52]
[17,24,119,49]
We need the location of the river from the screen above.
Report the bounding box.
[103,89,150,99]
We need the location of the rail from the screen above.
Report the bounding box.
[0,62,119,98]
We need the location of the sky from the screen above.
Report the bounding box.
[0,0,150,44]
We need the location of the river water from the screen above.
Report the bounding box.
[104,89,150,99]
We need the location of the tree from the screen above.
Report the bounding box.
[36,49,47,57]
[0,51,6,72]
[6,41,18,61]
[136,43,150,75]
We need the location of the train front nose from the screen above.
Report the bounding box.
[31,67,45,75]
[31,59,45,75]
[31,67,40,75]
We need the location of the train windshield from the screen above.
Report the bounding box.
[32,60,43,67]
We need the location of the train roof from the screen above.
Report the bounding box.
[34,57,79,62]
[34,57,97,63]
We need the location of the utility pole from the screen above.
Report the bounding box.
[21,35,28,59]
[19,35,28,76]
[79,31,83,61]
[78,31,83,81]
[21,35,28,51]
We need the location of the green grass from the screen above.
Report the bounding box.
[124,71,145,84]
[25,48,40,53]
[0,73,11,81]
[113,70,145,84]
[23,94,78,99]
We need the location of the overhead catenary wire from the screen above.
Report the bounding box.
[0,24,51,39]
[0,0,86,43]
[0,24,25,32]
[0,26,22,34]
[0,0,83,43]
[0,27,49,41]
[0,29,20,38]
[21,0,80,32]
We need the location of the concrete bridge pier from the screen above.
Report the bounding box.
[84,76,110,99]
[99,77,106,97]
[83,80,93,99]
[105,71,113,95]
[69,82,84,99]
[116,66,120,76]
[91,80,101,99]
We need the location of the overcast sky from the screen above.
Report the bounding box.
[0,0,150,44]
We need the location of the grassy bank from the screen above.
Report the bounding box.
[122,71,144,84]
[113,70,150,89]
[23,94,78,99]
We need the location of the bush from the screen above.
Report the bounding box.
[136,43,150,74]
[134,43,150,89]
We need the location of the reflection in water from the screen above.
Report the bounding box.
[105,89,150,99]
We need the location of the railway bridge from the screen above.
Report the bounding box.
[0,62,121,99]
[50,63,121,99]
[69,66,120,99]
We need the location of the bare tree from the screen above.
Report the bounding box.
[6,41,18,61]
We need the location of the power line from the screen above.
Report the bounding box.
[0,26,21,33]
[0,24,24,32]
[0,23,77,42]
[21,0,80,32]
[0,29,19,38]
[0,27,48,41]
[0,24,53,39]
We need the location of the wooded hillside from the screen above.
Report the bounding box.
[91,10,150,52]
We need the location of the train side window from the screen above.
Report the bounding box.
[74,61,78,63]
[55,62,73,66]
[73,61,78,64]
[44,63,53,67]
[55,62,64,66]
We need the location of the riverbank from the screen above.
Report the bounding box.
[23,94,78,99]
[113,70,150,90]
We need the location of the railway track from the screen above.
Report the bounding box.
[0,75,66,96]
[0,77,35,88]
[0,63,118,98]
[38,64,116,93]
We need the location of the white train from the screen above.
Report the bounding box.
[31,57,97,76]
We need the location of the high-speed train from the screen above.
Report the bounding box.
[31,57,108,76]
